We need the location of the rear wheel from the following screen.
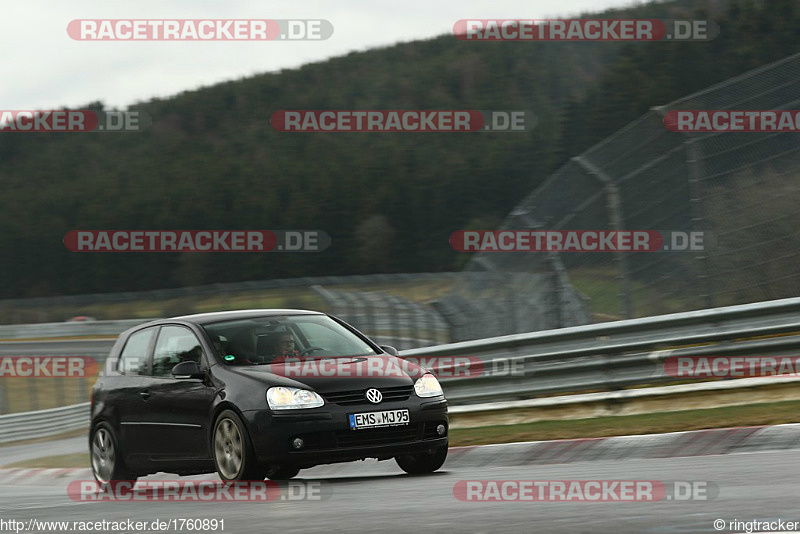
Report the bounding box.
[212,410,265,481]
[395,445,448,474]
[91,424,136,483]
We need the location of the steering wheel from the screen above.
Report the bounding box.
[297,346,325,356]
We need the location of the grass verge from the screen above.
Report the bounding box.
[5,452,88,469]
[449,399,800,446]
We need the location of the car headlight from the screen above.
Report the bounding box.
[266,387,324,410]
[414,373,444,398]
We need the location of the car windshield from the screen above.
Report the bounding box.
[202,315,379,365]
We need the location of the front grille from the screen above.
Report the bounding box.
[323,385,413,406]
[335,424,420,447]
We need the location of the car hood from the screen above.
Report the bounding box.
[228,354,426,394]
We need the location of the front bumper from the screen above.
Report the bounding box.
[243,397,448,468]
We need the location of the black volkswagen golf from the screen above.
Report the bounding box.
[90,310,449,483]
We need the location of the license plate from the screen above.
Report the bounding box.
[349,409,410,430]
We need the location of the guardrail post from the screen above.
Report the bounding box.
[79,375,89,405]
[28,377,39,411]
[55,377,66,407]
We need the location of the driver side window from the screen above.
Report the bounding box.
[152,325,204,378]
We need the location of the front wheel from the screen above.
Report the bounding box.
[212,410,265,481]
[395,445,448,474]
[91,423,136,483]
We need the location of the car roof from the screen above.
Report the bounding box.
[131,309,325,329]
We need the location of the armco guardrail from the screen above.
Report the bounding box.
[402,296,800,404]
[3,297,800,442]
[0,402,89,444]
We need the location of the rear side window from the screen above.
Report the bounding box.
[118,328,155,375]
[152,325,205,377]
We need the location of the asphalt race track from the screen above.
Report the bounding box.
[0,437,88,466]
[1,449,798,533]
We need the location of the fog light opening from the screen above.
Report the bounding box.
[292,437,305,450]
[436,424,446,436]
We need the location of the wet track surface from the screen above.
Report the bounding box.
[1,449,798,534]
[0,437,87,466]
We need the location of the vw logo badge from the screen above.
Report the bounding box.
[365,388,383,404]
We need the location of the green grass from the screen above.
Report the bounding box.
[567,266,701,320]
[450,398,800,446]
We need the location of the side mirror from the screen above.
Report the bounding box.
[171,360,204,379]
[380,345,399,356]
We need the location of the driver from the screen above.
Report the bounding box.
[276,333,300,358]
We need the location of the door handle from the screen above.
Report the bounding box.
[139,390,150,400]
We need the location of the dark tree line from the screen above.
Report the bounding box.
[0,0,797,298]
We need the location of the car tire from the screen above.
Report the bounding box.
[266,465,300,480]
[395,444,448,474]
[90,423,136,484]
[212,410,265,481]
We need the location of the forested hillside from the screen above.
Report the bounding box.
[0,0,797,298]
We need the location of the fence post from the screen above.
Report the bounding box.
[606,181,634,319]
[574,156,634,319]
[544,255,563,328]
[686,137,714,309]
